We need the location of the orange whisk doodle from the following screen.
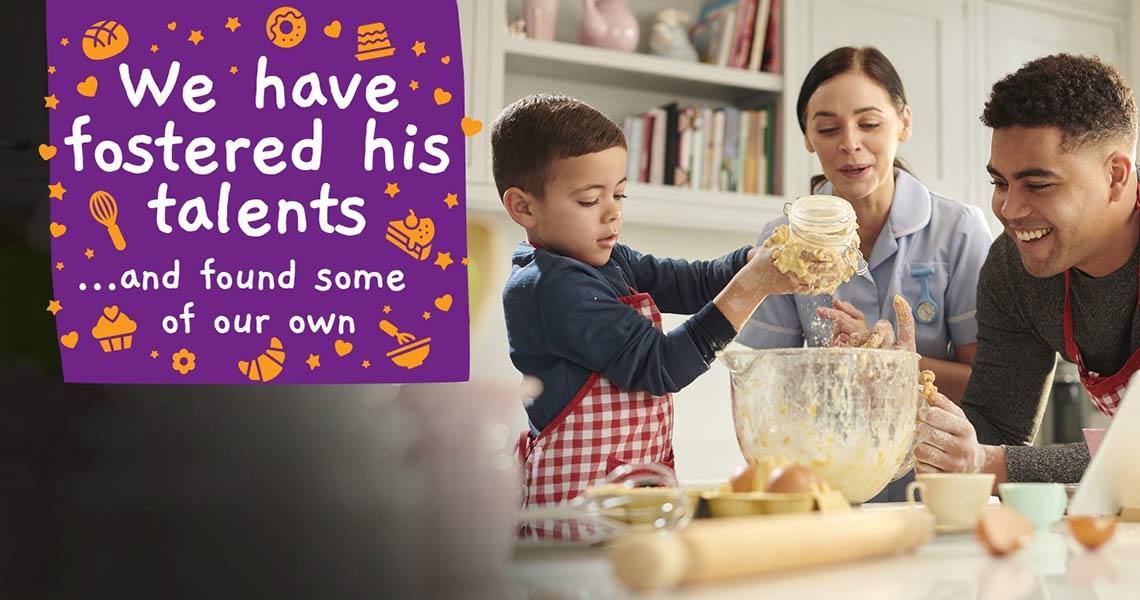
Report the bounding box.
[89,190,126,251]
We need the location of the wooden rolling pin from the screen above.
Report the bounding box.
[610,508,934,592]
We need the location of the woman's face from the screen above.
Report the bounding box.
[803,71,912,202]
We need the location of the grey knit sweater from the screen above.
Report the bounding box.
[963,234,1140,482]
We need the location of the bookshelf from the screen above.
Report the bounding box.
[466,0,791,232]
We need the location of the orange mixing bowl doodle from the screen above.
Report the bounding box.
[386,210,434,261]
[91,305,137,352]
[354,22,395,61]
[266,7,306,49]
[89,190,126,251]
[379,319,430,369]
[82,20,129,60]
[238,336,286,382]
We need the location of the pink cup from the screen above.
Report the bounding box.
[1083,428,1106,458]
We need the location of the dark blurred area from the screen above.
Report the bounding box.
[1,3,515,599]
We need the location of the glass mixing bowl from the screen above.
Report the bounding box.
[720,347,920,503]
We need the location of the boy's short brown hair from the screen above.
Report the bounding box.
[491,93,626,199]
[981,54,1137,150]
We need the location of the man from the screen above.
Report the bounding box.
[914,54,1139,483]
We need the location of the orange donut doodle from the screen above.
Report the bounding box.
[266,7,306,49]
[82,20,129,60]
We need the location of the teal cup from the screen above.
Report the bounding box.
[998,483,1067,529]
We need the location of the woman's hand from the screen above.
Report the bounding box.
[817,299,870,345]
[831,295,917,352]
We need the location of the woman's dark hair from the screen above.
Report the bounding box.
[797,46,913,191]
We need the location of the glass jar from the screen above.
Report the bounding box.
[784,195,867,276]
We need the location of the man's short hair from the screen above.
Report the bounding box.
[490,93,626,199]
[981,53,1137,150]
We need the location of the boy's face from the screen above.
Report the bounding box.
[987,126,1118,278]
[528,146,627,267]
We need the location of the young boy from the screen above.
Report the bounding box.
[494,94,824,514]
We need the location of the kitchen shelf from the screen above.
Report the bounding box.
[502,37,784,102]
[466,180,786,235]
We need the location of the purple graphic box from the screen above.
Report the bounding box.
[47,0,470,383]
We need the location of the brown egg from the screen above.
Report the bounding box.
[1067,515,1118,550]
[764,464,820,494]
[729,464,759,493]
[975,505,1034,556]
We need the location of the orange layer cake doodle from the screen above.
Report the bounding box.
[386,209,434,261]
[355,22,395,61]
[82,20,129,61]
[91,305,137,352]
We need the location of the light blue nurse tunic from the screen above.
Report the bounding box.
[738,169,993,502]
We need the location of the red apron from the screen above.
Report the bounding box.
[1061,185,1140,417]
[515,290,676,540]
[1062,269,1140,417]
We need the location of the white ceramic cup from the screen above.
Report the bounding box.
[906,473,995,531]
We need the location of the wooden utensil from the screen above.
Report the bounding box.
[610,507,933,592]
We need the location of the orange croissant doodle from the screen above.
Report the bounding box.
[238,336,286,382]
[82,20,129,60]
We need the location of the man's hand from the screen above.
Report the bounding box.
[914,392,987,474]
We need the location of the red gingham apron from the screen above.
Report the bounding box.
[1060,185,1140,417]
[515,291,676,540]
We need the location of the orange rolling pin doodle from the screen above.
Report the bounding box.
[355,22,395,61]
[91,305,136,352]
[82,20,129,60]
[386,210,434,261]
[238,336,286,382]
[89,190,126,251]
[266,7,306,49]
[379,320,431,369]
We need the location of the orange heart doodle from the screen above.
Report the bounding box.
[60,331,79,349]
[434,294,453,312]
[49,222,67,238]
[461,117,483,137]
[39,144,57,160]
[77,76,98,97]
[335,339,353,357]
[433,88,452,106]
[323,20,341,38]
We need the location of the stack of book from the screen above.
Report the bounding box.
[623,103,779,196]
[689,0,781,72]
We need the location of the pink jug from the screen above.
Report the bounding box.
[578,0,639,52]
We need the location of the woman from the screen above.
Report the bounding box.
[738,47,992,501]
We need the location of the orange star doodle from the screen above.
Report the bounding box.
[461,257,469,266]
[150,350,159,359]
[422,311,431,320]
[188,30,204,45]
[382,305,391,314]
[46,300,62,316]
[48,181,66,200]
[434,252,454,271]
[384,183,400,198]
[225,17,241,32]
[60,37,69,46]
[44,95,60,110]
[151,44,159,53]
[47,66,56,74]
[230,66,238,74]
[412,41,426,57]
[409,80,419,91]
[306,354,321,370]
[443,193,459,209]
[362,360,371,369]
[55,262,64,270]
[84,248,94,259]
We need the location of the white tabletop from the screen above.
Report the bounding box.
[495,521,1140,599]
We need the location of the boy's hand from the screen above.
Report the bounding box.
[749,245,840,296]
[817,299,870,345]
[832,295,917,352]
